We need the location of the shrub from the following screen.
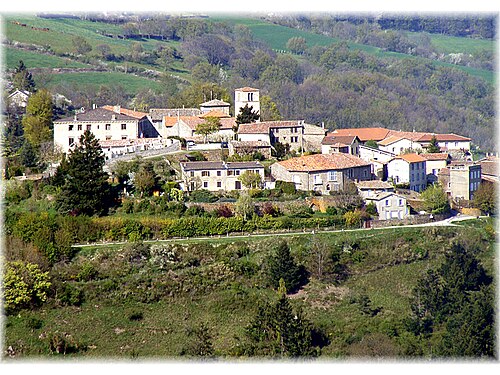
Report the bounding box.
[56,282,85,306]
[3,261,52,314]
[187,151,206,161]
[128,311,144,321]
[45,331,85,355]
[26,317,44,330]
[275,180,296,195]
[216,205,234,218]
[261,202,280,217]
[77,262,98,282]
[189,189,218,203]
[185,205,206,217]
[344,210,362,227]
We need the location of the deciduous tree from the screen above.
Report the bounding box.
[420,184,450,214]
[473,182,496,215]
[72,36,92,55]
[21,89,53,149]
[239,170,262,189]
[196,116,220,143]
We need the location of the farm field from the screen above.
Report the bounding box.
[3,46,90,69]
[406,30,495,55]
[36,71,162,94]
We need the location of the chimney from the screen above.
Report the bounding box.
[113,105,121,114]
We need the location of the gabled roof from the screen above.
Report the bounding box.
[238,120,303,134]
[200,99,230,107]
[417,133,471,142]
[163,116,236,130]
[322,135,359,146]
[180,161,264,171]
[150,108,201,121]
[199,110,231,118]
[394,153,426,163]
[331,127,390,142]
[235,87,259,92]
[8,89,30,98]
[276,153,370,172]
[476,157,499,177]
[355,180,394,190]
[378,135,405,146]
[56,107,138,123]
[365,192,404,201]
[420,153,450,161]
[102,105,147,119]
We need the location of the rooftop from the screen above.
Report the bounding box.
[238,120,303,134]
[276,153,370,172]
[56,107,138,123]
[101,105,147,119]
[180,161,264,171]
[149,108,201,121]
[322,135,358,146]
[162,116,236,130]
[394,153,426,163]
[355,180,394,190]
[200,99,230,107]
[365,192,402,201]
[331,127,390,142]
[235,87,259,92]
[420,153,450,161]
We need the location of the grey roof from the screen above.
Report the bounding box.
[149,108,202,121]
[355,180,394,189]
[181,161,264,171]
[56,107,137,123]
[200,99,230,107]
[365,192,403,201]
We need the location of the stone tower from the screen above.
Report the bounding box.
[234,87,260,121]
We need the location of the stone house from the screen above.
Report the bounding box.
[355,180,395,199]
[365,192,409,220]
[235,87,260,118]
[420,153,451,183]
[270,153,371,194]
[438,162,482,201]
[7,89,30,108]
[387,153,427,192]
[53,105,159,154]
[180,161,265,192]
[200,99,231,115]
[228,140,272,159]
[321,135,361,155]
[160,112,236,142]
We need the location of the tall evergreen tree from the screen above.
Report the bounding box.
[55,131,111,216]
[12,60,36,92]
[427,135,441,153]
[265,241,308,293]
[236,104,260,126]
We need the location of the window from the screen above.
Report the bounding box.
[275,129,279,134]
[399,199,403,206]
[121,124,127,130]
[328,171,337,181]
[106,124,111,131]
[203,181,208,188]
[411,164,414,171]
[217,181,222,188]
[68,125,74,131]
[227,170,234,176]
[217,171,221,176]
[190,171,194,177]
[68,137,74,146]
[313,175,322,185]
[78,124,82,131]
[121,136,127,140]
[275,137,279,143]
[291,136,298,143]
[235,181,241,190]
[105,135,112,140]
[385,200,390,206]
[236,170,240,176]
[86,124,91,131]
[363,169,368,177]
[248,93,253,101]
[202,171,210,177]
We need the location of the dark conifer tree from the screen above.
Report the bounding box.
[13,60,36,92]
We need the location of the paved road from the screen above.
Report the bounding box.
[72,214,482,248]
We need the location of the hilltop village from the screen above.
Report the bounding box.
[23,85,493,221]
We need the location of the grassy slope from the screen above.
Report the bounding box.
[4,220,495,358]
[213,16,495,84]
[406,31,495,55]
[4,46,90,69]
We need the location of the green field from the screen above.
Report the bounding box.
[406,31,495,55]
[212,16,495,84]
[4,15,179,56]
[37,71,162,94]
[3,46,90,69]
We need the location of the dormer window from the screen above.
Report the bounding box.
[248,93,253,101]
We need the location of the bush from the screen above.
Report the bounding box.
[185,205,206,217]
[128,311,144,321]
[187,151,206,161]
[216,205,234,218]
[56,282,85,306]
[189,189,218,203]
[26,317,44,330]
[3,261,52,314]
[45,331,85,355]
[275,180,296,195]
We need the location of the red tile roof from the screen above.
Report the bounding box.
[332,127,390,142]
[198,110,231,118]
[322,135,358,146]
[378,135,404,146]
[420,153,450,161]
[417,133,471,142]
[163,116,235,130]
[235,87,259,92]
[395,153,426,163]
[276,153,370,172]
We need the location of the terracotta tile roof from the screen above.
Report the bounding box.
[163,116,236,130]
[199,110,231,118]
[476,157,499,177]
[235,87,259,92]
[417,133,471,142]
[322,135,358,146]
[355,180,394,189]
[331,127,390,142]
[181,161,264,171]
[276,153,370,172]
[101,105,147,119]
[238,120,303,134]
[395,153,426,163]
[56,107,137,122]
[420,153,450,161]
[200,99,230,107]
[150,108,201,121]
[378,135,404,146]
